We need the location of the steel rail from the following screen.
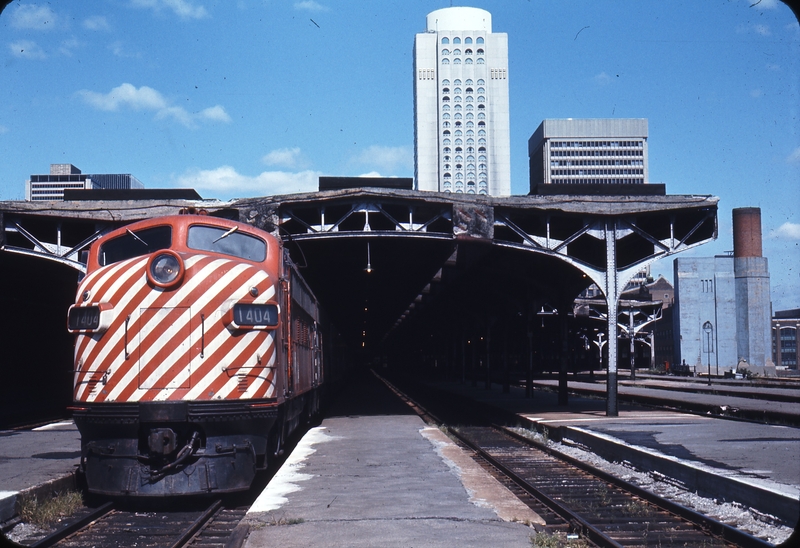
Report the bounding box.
[29,501,114,548]
[497,425,776,548]
[448,427,625,548]
[168,499,223,548]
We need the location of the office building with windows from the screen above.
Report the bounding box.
[773,309,799,370]
[25,164,144,201]
[528,119,649,190]
[413,7,511,196]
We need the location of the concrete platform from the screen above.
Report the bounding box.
[0,421,80,523]
[432,378,800,525]
[241,374,543,547]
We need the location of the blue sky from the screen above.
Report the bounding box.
[1,0,798,308]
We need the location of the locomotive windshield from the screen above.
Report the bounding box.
[98,226,172,266]
[187,224,267,262]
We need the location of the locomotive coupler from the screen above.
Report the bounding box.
[148,428,177,456]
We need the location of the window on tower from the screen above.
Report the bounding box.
[453,37,461,44]
[441,49,450,56]
[476,37,484,44]
[465,49,472,55]
[477,58,485,64]
[441,58,450,65]
[453,49,461,56]
[465,37,473,44]
[465,58,473,64]
[454,79,462,85]
[442,79,450,86]
[453,58,461,65]
[441,37,449,44]
[477,49,484,55]
[477,79,485,85]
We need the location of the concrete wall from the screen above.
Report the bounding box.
[735,256,772,368]
[673,256,738,373]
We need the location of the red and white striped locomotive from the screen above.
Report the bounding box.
[67,214,323,496]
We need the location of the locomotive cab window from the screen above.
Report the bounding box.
[99,226,172,266]
[187,225,267,262]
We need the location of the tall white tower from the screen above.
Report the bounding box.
[413,7,511,196]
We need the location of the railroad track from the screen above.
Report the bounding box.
[376,371,776,548]
[24,499,248,548]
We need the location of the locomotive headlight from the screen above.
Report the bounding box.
[146,250,185,289]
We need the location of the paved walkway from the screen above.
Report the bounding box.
[0,421,80,522]
[242,414,541,547]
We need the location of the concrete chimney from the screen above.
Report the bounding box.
[732,207,772,371]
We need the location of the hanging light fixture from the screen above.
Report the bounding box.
[365,242,373,274]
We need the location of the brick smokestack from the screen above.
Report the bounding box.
[732,207,762,258]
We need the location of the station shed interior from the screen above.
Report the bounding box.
[0,177,718,426]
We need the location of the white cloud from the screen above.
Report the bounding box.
[0,125,9,134]
[294,1,329,12]
[175,166,321,199]
[745,0,780,9]
[10,40,47,60]
[754,24,771,36]
[76,83,230,128]
[198,105,231,123]
[594,71,612,86]
[83,16,111,31]
[10,4,58,30]
[78,83,167,111]
[263,147,306,168]
[131,0,209,20]
[352,145,412,173]
[59,38,83,56]
[750,88,763,98]
[787,147,800,164]
[108,41,140,58]
[770,222,800,240]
